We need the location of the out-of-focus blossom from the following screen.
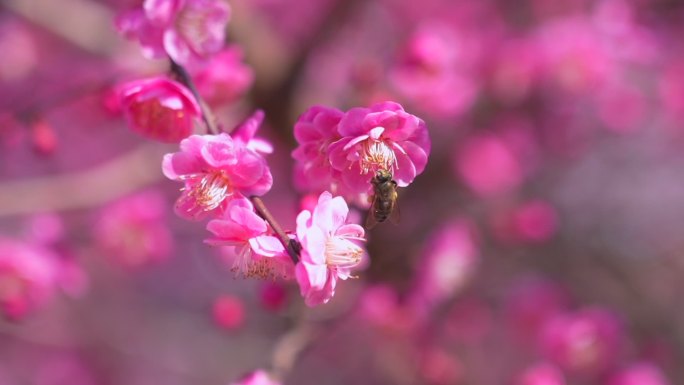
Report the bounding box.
[505,276,570,342]
[292,106,344,193]
[489,39,541,105]
[117,76,201,142]
[659,58,684,123]
[206,198,293,279]
[162,133,273,220]
[535,18,614,95]
[24,214,65,246]
[515,362,565,385]
[192,46,253,106]
[0,20,38,82]
[0,239,62,320]
[357,284,416,334]
[328,102,430,195]
[595,81,647,134]
[94,190,173,268]
[212,294,245,330]
[418,348,463,385]
[608,362,671,385]
[389,23,478,118]
[34,355,99,385]
[30,119,58,155]
[294,192,365,306]
[455,132,523,196]
[490,200,559,244]
[229,370,280,385]
[410,220,478,312]
[116,0,230,66]
[259,281,288,312]
[541,307,623,375]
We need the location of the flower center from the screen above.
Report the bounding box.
[359,139,396,175]
[185,170,232,212]
[230,245,287,280]
[325,235,364,268]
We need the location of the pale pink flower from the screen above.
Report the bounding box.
[0,238,62,320]
[162,133,273,220]
[541,307,623,375]
[192,46,254,107]
[515,362,565,385]
[117,76,201,142]
[229,370,280,385]
[206,197,293,279]
[291,106,344,193]
[608,362,671,385]
[116,0,230,66]
[328,102,430,195]
[94,190,173,268]
[409,220,478,312]
[294,191,366,306]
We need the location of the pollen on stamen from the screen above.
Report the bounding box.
[183,171,233,212]
[359,139,397,175]
[325,236,364,268]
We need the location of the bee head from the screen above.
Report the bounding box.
[375,169,393,183]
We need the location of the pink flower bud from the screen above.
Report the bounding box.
[117,77,201,142]
[213,294,245,330]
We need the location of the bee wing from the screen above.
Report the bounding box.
[365,205,380,229]
[389,196,401,225]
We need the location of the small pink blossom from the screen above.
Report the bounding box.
[418,348,464,385]
[328,102,430,195]
[515,362,565,385]
[162,133,273,220]
[259,281,288,312]
[541,307,623,375]
[0,238,62,320]
[212,294,245,330]
[229,370,281,385]
[490,200,559,244]
[294,191,366,306]
[608,362,671,385]
[94,190,173,268]
[206,197,293,279]
[116,0,230,66]
[292,106,344,193]
[192,46,254,106]
[117,76,201,142]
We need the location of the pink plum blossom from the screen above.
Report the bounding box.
[229,370,280,385]
[162,132,273,220]
[328,102,430,195]
[231,110,274,155]
[291,106,344,193]
[94,190,173,268]
[608,362,671,385]
[540,307,624,375]
[490,200,559,244]
[117,76,201,142]
[206,197,293,279]
[0,238,62,320]
[191,45,254,107]
[116,0,230,66]
[294,191,366,306]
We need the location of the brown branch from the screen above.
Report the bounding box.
[251,196,301,264]
[169,59,220,135]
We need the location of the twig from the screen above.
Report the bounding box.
[169,59,220,135]
[251,196,301,263]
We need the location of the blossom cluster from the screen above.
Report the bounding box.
[292,101,430,204]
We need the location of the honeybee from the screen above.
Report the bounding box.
[366,169,400,229]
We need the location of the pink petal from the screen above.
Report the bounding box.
[249,235,285,257]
